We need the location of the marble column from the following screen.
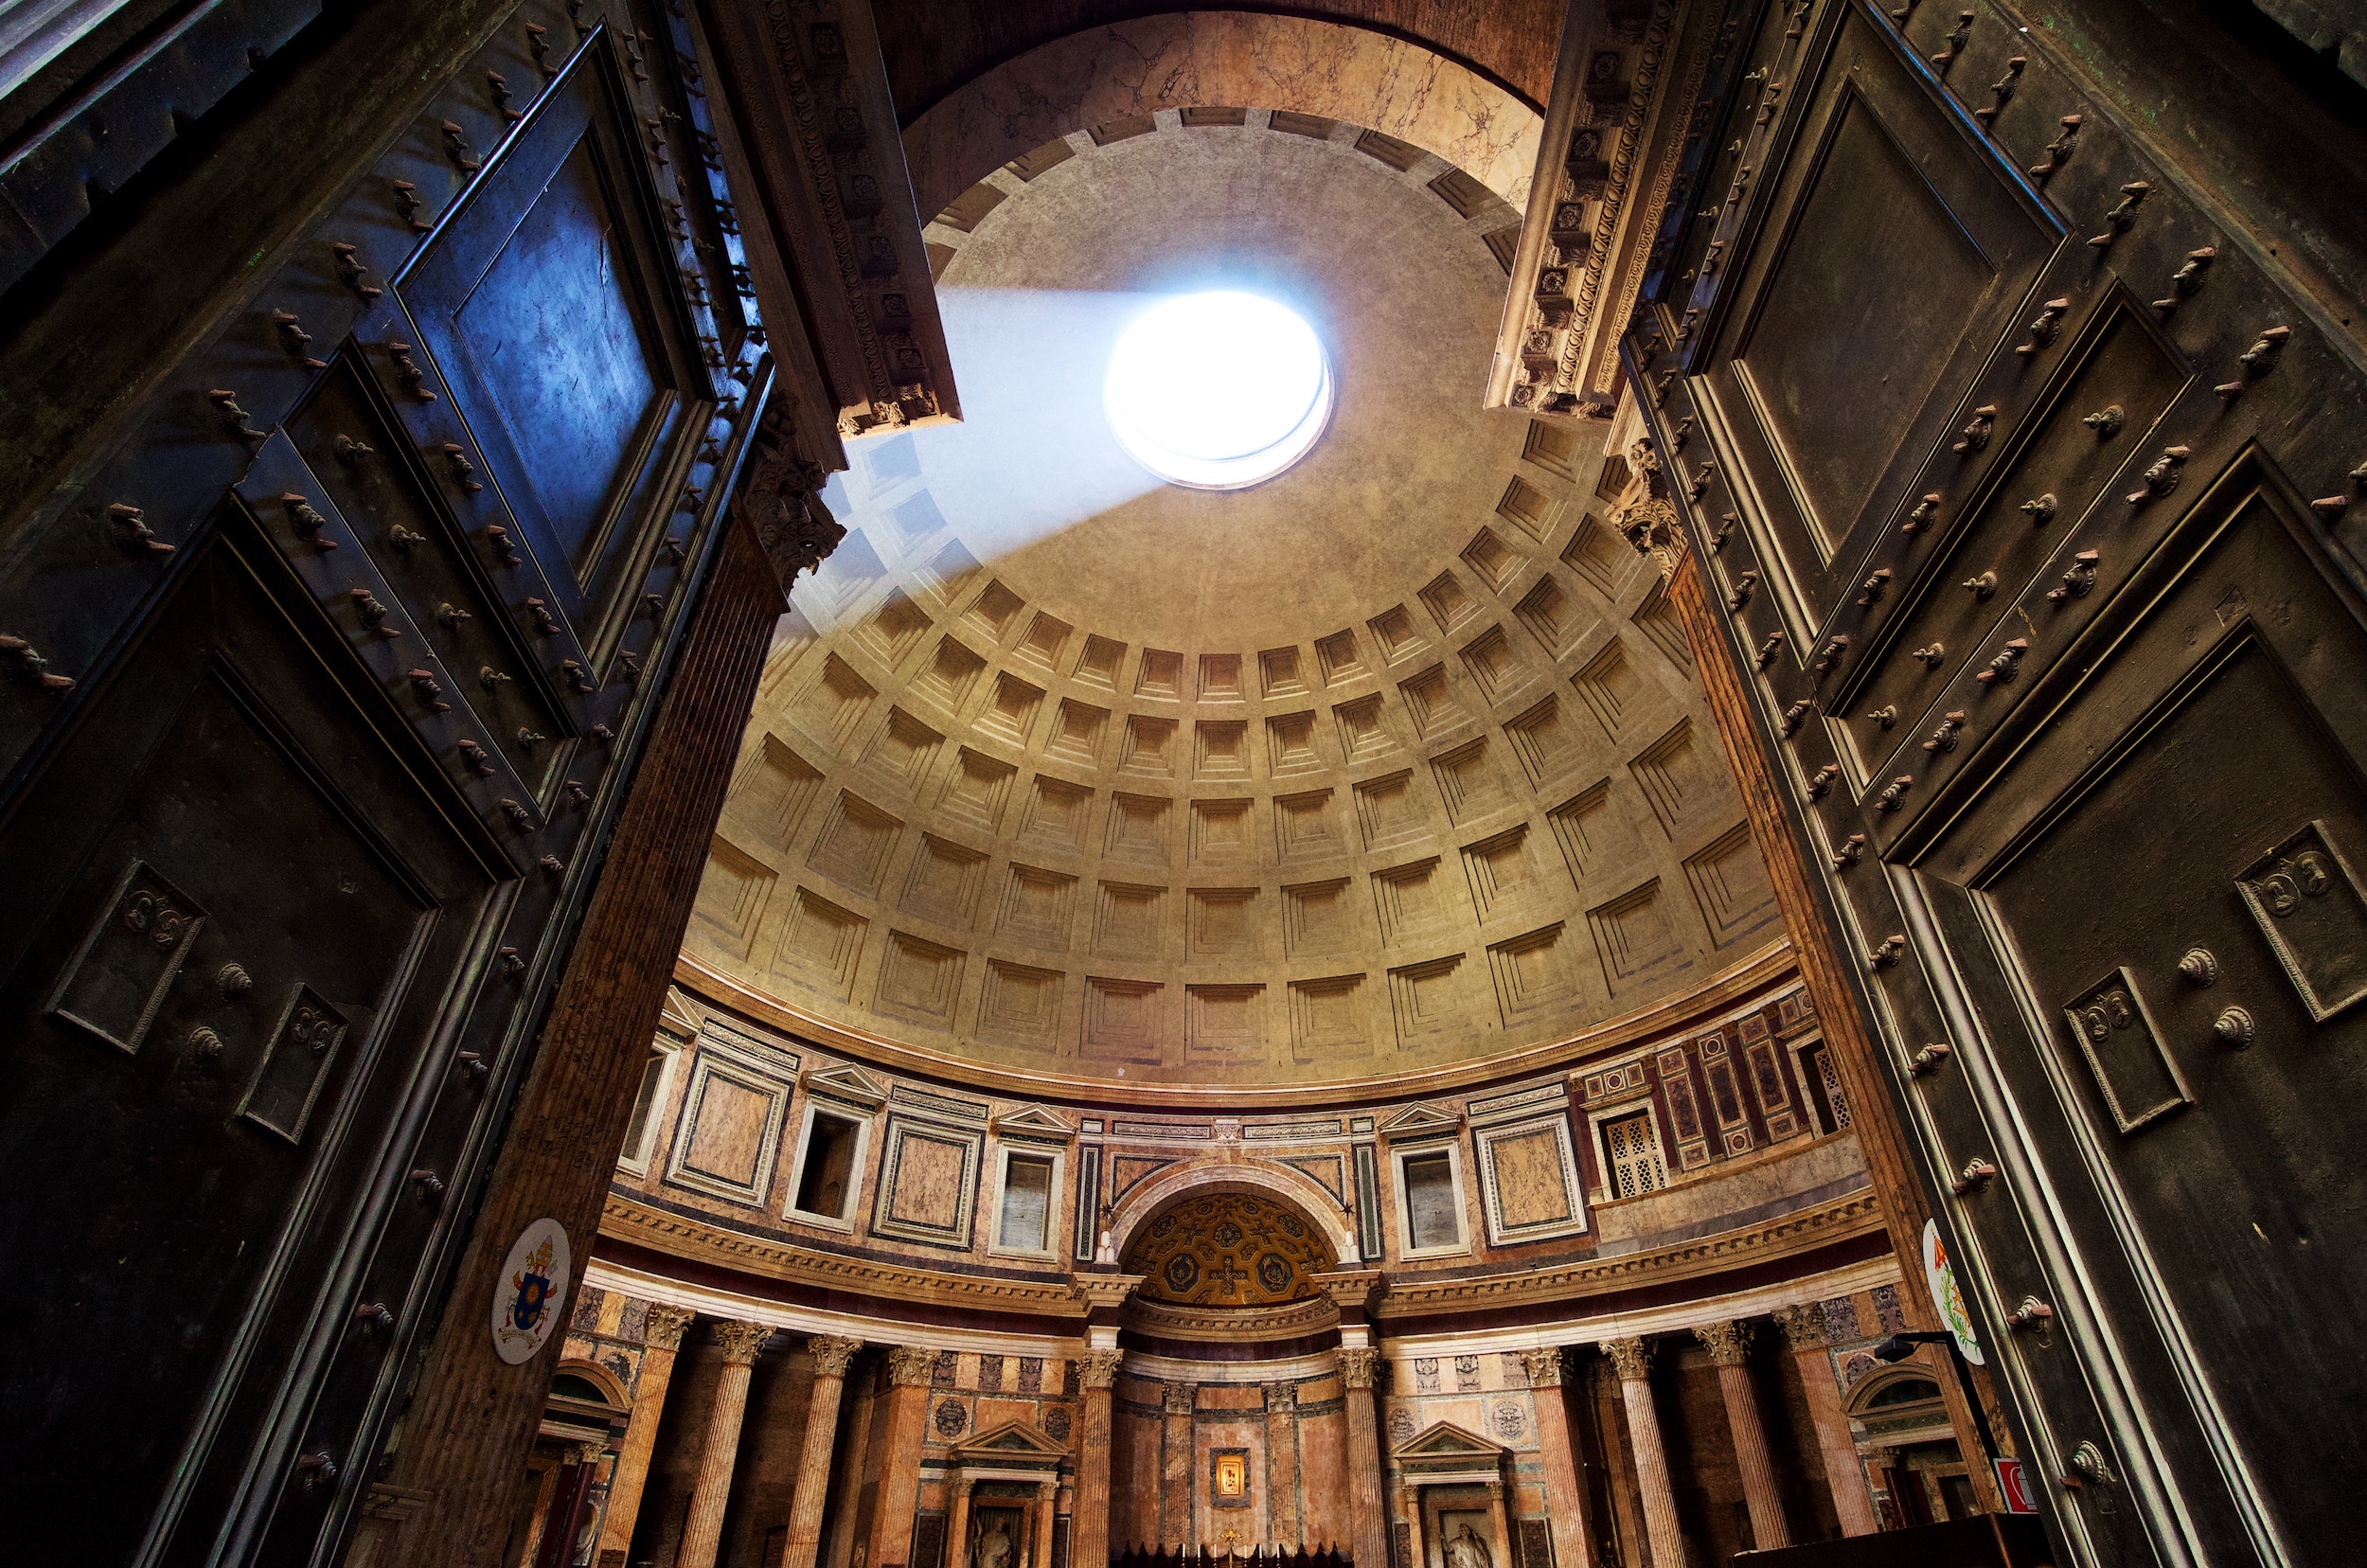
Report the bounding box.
[869,1347,940,1568]
[1340,1348,1392,1568]
[599,1303,699,1559]
[1519,1346,1596,1568]
[1603,1339,1682,1568]
[1072,1349,1124,1568]
[945,1474,974,1568]
[1160,1382,1196,1544]
[1771,1306,1878,1536]
[1695,1322,1790,1550]
[1264,1381,1301,1546]
[1035,1479,1059,1568]
[1484,1481,1514,1568]
[678,1321,775,1568]
[777,1336,868,1568]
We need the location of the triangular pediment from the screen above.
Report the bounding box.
[956,1418,1068,1457]
[1379,1101,1461,1136]
[1392,1420,1506,1460]
[802,1060,889,1109]
[992,1103,1077,1137]
[657,987,700,1042]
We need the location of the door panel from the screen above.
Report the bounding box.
[285,363,569,793]
[396,46,698,645]
[1738,91,1995,550]
[1839,294,2190,778]
[1930,480,2367,1561]
[0,536,492,1565]
[1701,4,2057,623]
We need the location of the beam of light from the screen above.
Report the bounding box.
[821,286,1168,567]
[817,284,1336,589]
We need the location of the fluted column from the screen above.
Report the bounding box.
[1397,1482,1425,1568]
[1696,1322,1789,1550]
[1264,1381,1301,1546]
[678,1321,774,1568]
[1340,1348,1391,1568]
[1604,1339,1682,1568]
[776,1337,867,1568]
[1520,1346,1597,1568]
[1073,1349,1123,1568]
[599,1303,698,1559]
[1772,1306,1878,1536]
[869,1347,940,1568]
[1035,1479,1059,1568]
[946,1473,974,1568]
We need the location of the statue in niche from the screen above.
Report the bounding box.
[1443,1524,1492,1568]
[974,1517,1015,1568]
[1093,1203,1119,1266]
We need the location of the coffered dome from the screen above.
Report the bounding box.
[686,112,1780,1088]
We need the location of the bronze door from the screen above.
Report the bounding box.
[1623,0,2367,1563]
[0,9,754,1563]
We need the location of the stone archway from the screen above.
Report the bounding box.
[1108,1161,1359,1268]
[1119,1186,1339,1306]
[901,12,1544,221]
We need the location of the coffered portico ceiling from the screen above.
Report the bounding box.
[685,44,1778,1088]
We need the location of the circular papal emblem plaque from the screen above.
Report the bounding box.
[1492,1400,1528,1441]
[1387,1408,1416,1445]
[934,1399,970,1437]
[1043,1406,1074,1442]
[489,1218,571,1365]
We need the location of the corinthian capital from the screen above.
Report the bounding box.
[1694,1320,1751,1367]
[1603,1335,1654,1382]
[641,1302,698,1353]
[1519,1345,1568,1388]
[809,1335,865,1378]
[1080,1348,1125,1390]
[714,1320,774,1365]
[1771,1304,1829,1351]
[1338,1347,1382,1391]
[886,1345,940,1387]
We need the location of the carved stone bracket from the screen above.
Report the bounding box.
[732,392,845,596]
[1608,435,1687,578]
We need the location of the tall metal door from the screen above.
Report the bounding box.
[1620,1,2367,1565]
[0,5,765,1563]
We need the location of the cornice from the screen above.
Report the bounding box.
[600,1186,1879,1327]
[674,937,1795,1110]
[600,1193,1082,1313]
[1374,1190,1884,1316]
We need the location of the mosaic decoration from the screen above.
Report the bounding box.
[1120,1190,1332,1306]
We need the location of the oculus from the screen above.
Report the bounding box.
[1104,291,1332,489]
